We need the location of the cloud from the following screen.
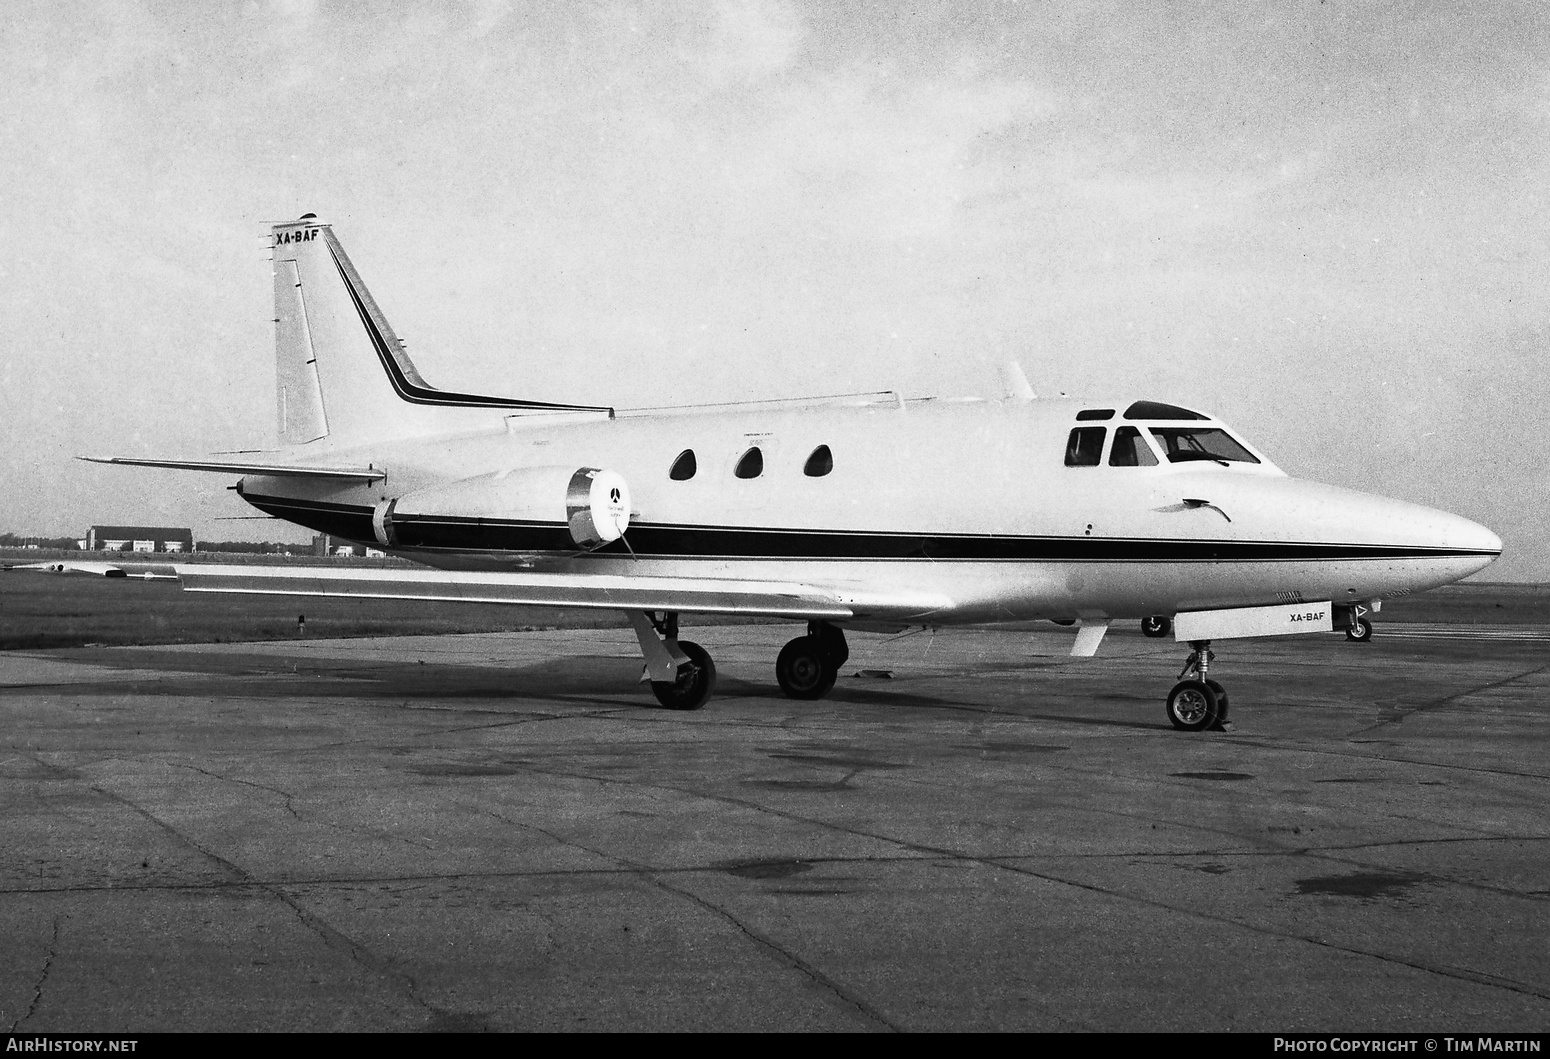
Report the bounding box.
[0,1,1544,573]
[696,0,805,82]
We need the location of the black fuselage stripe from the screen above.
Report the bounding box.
[243,494,1497,563]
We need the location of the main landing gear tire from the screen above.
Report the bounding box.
[776,636,837,700]
[1141,615,1172,638]
[651,641,716,710]
[1345,617,1374,642]
[1166,680,1221,732]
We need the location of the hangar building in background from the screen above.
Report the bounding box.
[84,526,194,553]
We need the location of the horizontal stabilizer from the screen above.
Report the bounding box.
[79,456,387,481]
[173,564,854,620]
[4,561,178,580]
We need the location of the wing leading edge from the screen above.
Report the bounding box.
[173,564,859,620]
[78,456,386,481]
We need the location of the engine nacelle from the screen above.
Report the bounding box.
[372,466,631,551]
[564,467,632,548]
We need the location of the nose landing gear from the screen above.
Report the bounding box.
[1335,602,1376,642]
[1166,639,1231,732]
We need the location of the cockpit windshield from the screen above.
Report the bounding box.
[1148,427,1260,464]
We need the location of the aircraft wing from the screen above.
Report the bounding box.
[79,456,386,481]
[173,564,861,620]
[4,560,179,580]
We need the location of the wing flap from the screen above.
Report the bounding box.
[173,564,855,619]
[79,456,386,481]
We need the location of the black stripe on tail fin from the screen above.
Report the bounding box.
[322,228,611,414]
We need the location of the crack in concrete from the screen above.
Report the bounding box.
[21,752,439,1022]
[267,880,436,1017]
[270,703,634,757]
[6,833,1548,899]
[1235,737,1550,782]
[652,875,901,1032]
[466,802,901,1032]
[17,656,1547,1022]
[503,748,1540,895]
[173,763,302,821]
[483,757,1550,1003]
[10,914,60,1031]
[1349,662,1550,737]
[1100,842,1550,905]
[981,855,1550,1003]
[10,754,1547,1011]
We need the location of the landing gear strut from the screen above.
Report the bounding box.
[1339,602,1375,642]
[627,611,716,710]
[776,621,849,700]
[1166,639,1231,732]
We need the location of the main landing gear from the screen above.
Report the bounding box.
[627,611,716,710]
[1166,639,1231,732]
[776,621,849,700]
[628,615,851,709]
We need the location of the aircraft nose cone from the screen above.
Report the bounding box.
[1444,513,1502,573]
[1366,496,1501,582]
[1179,473,1503,592]
[1464,518,1502,556]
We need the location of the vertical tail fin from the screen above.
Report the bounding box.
[274,235,329,444]
[271,215,608,447]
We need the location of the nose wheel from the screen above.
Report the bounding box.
[1337,602,1376,642]
[1166,640,1231,732]
[1345,616,1374,642]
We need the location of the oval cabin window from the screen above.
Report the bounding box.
[735,447,763,479]
[803,445,833,477]
[669,449,697,481]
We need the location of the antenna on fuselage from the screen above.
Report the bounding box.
[1000,361,1036,401]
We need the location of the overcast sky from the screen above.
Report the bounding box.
[1,0,1546,579]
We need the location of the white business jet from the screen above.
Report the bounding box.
[86,216,1501,730]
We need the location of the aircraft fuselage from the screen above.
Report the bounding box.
[236,395,1500,625]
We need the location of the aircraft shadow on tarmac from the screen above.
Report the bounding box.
[9,644,1223,730]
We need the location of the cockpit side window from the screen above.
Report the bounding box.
[1149,427,1260,464]
[1108,425,1158,466]
[1064,427,1106,467]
